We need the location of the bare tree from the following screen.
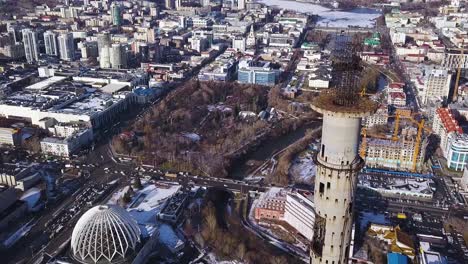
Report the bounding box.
[237,243,246,260]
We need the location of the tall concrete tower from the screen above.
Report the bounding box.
[310,92,377,264]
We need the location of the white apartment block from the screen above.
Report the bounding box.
[420,69,451,105]
[284,192,315,241]
[232,36,246,52]
[41,127,93,157]
[363,107,388,128]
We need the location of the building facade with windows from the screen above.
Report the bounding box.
[432,108,463,157]
[238,59,280,86]
[22,29,39,63]
[284,191,315,241]
[446,133,468,171]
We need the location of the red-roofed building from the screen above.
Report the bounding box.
[388,91,407,107]
[388,82,405,93]
[432,108,463,156]
[359,52,390,65]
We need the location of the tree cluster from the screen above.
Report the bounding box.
[271,129,320,186]
[186,189,299,264]
[113,81,271,177]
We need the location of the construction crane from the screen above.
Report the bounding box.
[452,40,465,102]
[361,113,432,172]
[360,127,367,158]
[393,113,400,141]
[412,120,425,172]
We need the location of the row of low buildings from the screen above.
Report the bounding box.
[0,66,158,157]
[384,2,468,111]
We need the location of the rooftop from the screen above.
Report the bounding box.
[436,108,463,134]
[311,91,378,117]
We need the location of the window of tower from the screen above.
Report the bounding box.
[321,144,325,158]
[319,182,325,194]
[327,182,331,189]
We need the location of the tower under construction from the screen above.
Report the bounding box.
[309,32,378,263]
[310,91,377,264]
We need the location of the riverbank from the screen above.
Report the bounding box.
[257,0,381,28]
[228,121,321,179]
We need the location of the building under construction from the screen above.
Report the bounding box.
[361,126,428,172]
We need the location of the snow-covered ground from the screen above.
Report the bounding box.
[289,151,316,185]
[107,181,181,237]
[258,0,381,27]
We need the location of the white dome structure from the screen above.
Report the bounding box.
[71,205,141,264]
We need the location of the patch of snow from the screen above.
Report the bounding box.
[289,151,315,185]
[107,185,131,205]
[107,179,119,185]
[20,187,41,209]
[107,182,181,236]
[207,104,233,113]
[127,184,181,225]
[183,132,201,141]
[206,253,244,264]
[259,0,381,28]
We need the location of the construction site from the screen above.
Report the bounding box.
[360,107,433,174]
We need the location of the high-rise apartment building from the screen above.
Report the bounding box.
[238,0,246,10]
[58,32,75,61]
[111,3,122,26]
[175,0,182,10]
[22,28,39,63]
[421,69,452,104]
[44,31,59,56]
[97,32,111,55]
[110,43,127,69]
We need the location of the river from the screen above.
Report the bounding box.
[257,0,381,28]
[228,74,387,180]
[228,121,321,179]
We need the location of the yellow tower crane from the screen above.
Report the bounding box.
[412,120,425,172]
[453,40,465,102]
[392,113,400,141]
[360,127,367,158]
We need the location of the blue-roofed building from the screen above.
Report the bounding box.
[132,86,158,104]
[387,253,408,264]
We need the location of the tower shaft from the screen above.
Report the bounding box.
[310,94,376,264]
